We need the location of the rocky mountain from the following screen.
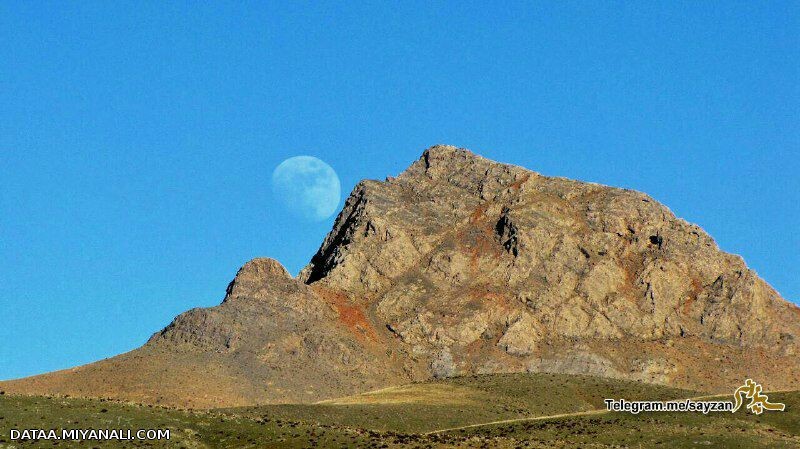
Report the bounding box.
[4,145,799,407]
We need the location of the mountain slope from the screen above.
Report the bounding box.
[2,259,408,407]
[3,145,799,407]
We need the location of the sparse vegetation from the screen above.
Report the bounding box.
[444,390,800,448]
[2,373,795,448]
[225,372,698,433]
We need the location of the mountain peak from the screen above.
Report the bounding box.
[401,144,487,179]
[224,257,293,299]
[4,145,799,408]
[423,144,475,164]
[239,257,291,278]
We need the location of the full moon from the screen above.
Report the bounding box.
[271,156,341,221]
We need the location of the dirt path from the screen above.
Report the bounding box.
[424,390,793,435]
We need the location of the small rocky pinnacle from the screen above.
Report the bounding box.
[224,257,293,299]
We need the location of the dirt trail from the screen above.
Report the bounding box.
[423,390,794,435]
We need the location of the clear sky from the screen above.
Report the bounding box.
[1,2,798,381]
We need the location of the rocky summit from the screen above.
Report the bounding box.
[4,145,799,408]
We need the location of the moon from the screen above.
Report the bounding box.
[271,156,341,221]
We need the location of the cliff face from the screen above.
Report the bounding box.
[4,145,799,407]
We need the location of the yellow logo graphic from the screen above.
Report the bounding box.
[732,379,785,415]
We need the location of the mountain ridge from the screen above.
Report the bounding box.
[4,144,798,408]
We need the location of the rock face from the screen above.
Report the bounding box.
[299,145,800,391]
[4,145,799,407]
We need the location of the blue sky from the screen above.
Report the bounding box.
[1,1,798,380]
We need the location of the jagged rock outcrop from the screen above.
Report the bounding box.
[4,145,799,407]
[300,145,800,390]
